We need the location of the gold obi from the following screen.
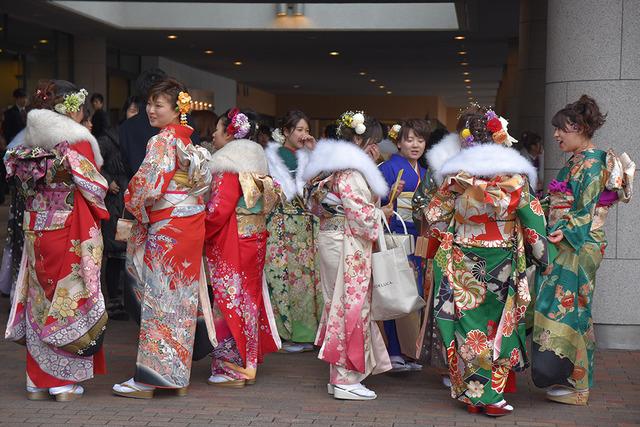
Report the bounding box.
[237,214,266,236]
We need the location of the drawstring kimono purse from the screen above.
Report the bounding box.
[371,214,426,321]
[115,210,135,242]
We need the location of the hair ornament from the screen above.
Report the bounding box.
[388,123,401,141]
[271,127,285,144]
[337,110,366,137]
[459,108,517,148]
[175,91,192,126]
[53,88,88,115]
[227,108,251,139]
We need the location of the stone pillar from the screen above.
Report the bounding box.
[516,0,547,138]
[545,0,640,349]
[73,37,107,99]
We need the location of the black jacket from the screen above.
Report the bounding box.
[3,105,26,143]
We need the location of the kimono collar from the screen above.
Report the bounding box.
[265,142,297,201]
[295,138,389,197]
[23,108,103,167]
[163,123,194,142]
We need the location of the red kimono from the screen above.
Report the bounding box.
[204,139,282,381]
[5,109,109,388]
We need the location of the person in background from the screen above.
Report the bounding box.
[121,96,140,122]
[1,88,28,204]
[256,124,271,148]
[90,93,110,139]
[323,123,338,140]
[192,109,217,153]
[519,131,544,194]
[378,119,430,372]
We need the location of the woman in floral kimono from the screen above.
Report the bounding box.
[425,107,554,416]
[532,95,634,405]
[113,78,213,398]
[265,110,322,353]
[299,111,391,400]
[378,119,429,372]
[205,108,281,387]
[4,80,109,401]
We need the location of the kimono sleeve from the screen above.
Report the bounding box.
[551,159,605,251]
[66,140,109,220]
[205,172,241,240]
[336,170,381,242]
[516,181,556,269]
[124,134,175,223]
[424,180,456,236]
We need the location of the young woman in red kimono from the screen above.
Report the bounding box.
[4,80,109,401]
[205,108,282,387]
[112,78,213,398]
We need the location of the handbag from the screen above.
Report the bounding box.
[115,209,135,242]
[371,215,426,321]
[384,211,415,256]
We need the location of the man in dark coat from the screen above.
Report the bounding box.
[3,88,27,143]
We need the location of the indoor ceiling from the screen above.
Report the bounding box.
[0,0,520,108]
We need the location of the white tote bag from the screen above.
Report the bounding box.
[384,211,415,256]
[371,215,426,321]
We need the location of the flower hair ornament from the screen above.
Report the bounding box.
[226,108,251,139]
[53,88,88,115]
[337,110,366,137]
[459,108,517,148]
[271,127,285,144]
[388,123,401,141]
[176,91,193,126]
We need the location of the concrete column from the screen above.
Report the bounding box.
[545,0,640,349]
[516,0,547,138]
[73,37,107,99]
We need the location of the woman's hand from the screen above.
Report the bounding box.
[109,181,120,194]
[395,179,406,194]
[548,230,564,244]
[381,203,394,219]
[300,135,316,150]
[364,144,380,162]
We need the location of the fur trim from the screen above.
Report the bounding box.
[295,147,311,196]
[264,142,296,201]
[298,139,389,197]
[23,109,103,167]
[426,133,460,181]
[438,143,537,186]
[209,139,268,175]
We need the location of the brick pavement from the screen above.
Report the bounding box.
[0,298,638,427]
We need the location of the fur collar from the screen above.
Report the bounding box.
[209,139,268,175]
[296,139,389,197]
[437,143,537,186]
[24,109,103,167]
[425,132,460,179]
[264,142,296,201]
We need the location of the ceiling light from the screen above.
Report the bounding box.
[208,104,213,108]
[292,3,305,16]
[293,84,300,89]
[466,85,471,89]
[204,50,214,54]
[0,49,3,53]
[463,72,470,76]
[167,35,178,40]
[233,61,243,66]
[0,27,4,31]
[359,71,366,76]
[464,79,471,83]
[386,91,392,95]
[38,39,49,44]
[369,78,376,83]
[329,51,340,56]
[275,3,288,16]
[467,91,472,94]
[458,51,467,55]
[378,85,385,89]
[461,62,469,66]
[454,35,465,40]
[468,97,474,101]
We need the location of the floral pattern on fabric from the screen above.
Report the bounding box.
[427,172,552,405]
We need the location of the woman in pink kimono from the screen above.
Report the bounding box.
[299,111,391,400]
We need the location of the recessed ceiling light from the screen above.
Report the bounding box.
[458,51,467,55]
[329,51,340,56]
[369,78,376,83]
[0,27,4,31]
[359,71,366,76]
[468,97,474,101]
[378,85,385,89]
[0,49,3,53]
[208,103,213,108]
[293,84,300,89]
[466,85,472,89]
[233,61,243,66]
[386,91,392,95]
[204,50,214,54]
[464,79,471,83]
[467,91,472,94]
[38,39,49,44]
[461,62,469,66]
[463,72,470,76]
[454,35,465,40]
[167,35,178,40]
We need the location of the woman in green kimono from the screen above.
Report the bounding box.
[425,107,554,416]
[532,95,634,405]
[265,110,322,353]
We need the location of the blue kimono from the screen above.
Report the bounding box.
[378,153,428,359]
